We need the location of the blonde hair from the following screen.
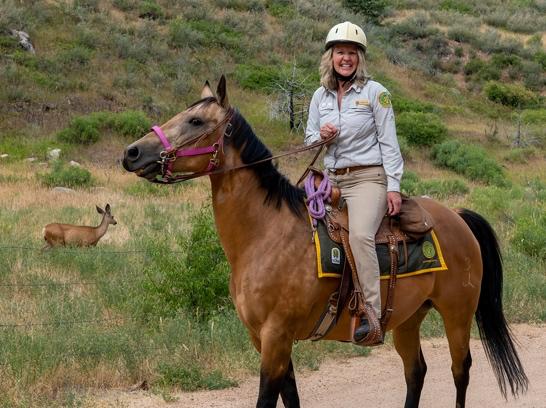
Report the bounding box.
[319,47,370,91]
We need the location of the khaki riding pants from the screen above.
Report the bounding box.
[330,166,387,318]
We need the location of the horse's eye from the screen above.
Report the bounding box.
[189,117,203,126]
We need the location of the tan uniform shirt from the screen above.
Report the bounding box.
[305,80,404,192]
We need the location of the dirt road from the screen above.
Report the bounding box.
[95,324,545,407]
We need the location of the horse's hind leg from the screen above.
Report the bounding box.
[393,303,431,408]
[440,312,473,408]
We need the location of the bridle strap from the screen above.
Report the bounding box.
[150,108,334,184]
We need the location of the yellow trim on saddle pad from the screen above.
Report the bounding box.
[314,227,343,278]
[312,214,448,279]
[379,230,448,280]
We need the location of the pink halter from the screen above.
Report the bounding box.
[151,108,234,182]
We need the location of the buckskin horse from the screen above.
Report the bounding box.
[122,76,527,408]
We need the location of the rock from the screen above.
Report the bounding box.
[52,187,75,193]
[69,160,80,166]
[0,154,8,159]
[25,157,37,162]
[48,148,61,160]
[10,30,35,54]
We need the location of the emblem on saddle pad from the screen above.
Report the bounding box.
[422,241,436,259]
[331,248,341,265]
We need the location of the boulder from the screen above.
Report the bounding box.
[10,30,35,54]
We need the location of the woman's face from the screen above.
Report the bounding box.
[332,43,359,77]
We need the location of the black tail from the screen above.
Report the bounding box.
[457,208,528,398]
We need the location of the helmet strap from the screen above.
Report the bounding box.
[334,70,356,87]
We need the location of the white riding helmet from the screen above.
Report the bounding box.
[325,21,367,51]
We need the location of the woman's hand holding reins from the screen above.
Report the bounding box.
[320,123,338,144]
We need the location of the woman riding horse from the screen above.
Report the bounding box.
[122,76,527,408]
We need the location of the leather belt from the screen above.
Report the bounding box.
[328,165,378,175]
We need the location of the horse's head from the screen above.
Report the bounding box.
[122,76,231,182]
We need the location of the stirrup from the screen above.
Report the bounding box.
[353,302,383,346]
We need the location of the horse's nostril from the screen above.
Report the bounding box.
[127,146,140,161]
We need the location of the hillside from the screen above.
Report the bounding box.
[0,1,545,406]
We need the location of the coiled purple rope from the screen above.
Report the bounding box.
[304,170,332,227]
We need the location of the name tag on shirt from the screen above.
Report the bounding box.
[355,99,370,107]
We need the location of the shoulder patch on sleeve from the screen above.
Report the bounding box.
[378,91,392,107]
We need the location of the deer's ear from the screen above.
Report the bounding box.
[216,75,229,109]
[96,206,104,214]
[200,80,214,99]
[105,204,111,213]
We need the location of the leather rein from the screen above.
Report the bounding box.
[150,107,333,184]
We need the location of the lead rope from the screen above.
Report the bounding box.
[304,170,332,228]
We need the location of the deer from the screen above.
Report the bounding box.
[42,204,117,249]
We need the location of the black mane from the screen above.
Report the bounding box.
[226,110,305,217]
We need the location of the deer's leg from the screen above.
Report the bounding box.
[256,329,298,408]
[393,304,430,408]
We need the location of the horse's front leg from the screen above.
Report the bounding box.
[256,329,300,408]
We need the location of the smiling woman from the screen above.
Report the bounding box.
[305,21,404,343]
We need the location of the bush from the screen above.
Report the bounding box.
[393,96,439,114]
[391,13,439,40]
[431,140,507,186]
[142,206,231,319]
[463,58,501,82]
[342,0,388,22]
[511,209,546,260]
[38,160,93,188]
[57,116,101,144]
[396,112,447,147]
[113,110,151,137]
[234,63,279,91]
[439,0,473,14]
[484,81,540,108]
[57,111,151,144]
[138,0,163,19]
[401,171,468,198]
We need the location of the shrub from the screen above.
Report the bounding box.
[138,0,164,19]
[520,109,546,124]
[56,46,93,69]
[57,116,101,144]
[113,0,134,11]
[484,81,540,108]
[401,171,468,198]
[431,140,507,186]
[391,13,439,40]
[234,63,279,91]
[447,27,477,44]
[38,160,93,188]
[463,58,501,82]
[396,112,447,147]
[57,111,151,144]
[439,0,473,14]
[113,110,151,137]
[342,0,388,22]
[503,147,536,164]
[141,206,231,319]
[511,209,546,260]
[393,96,439,114]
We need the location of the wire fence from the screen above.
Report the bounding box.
[0,244,185,330]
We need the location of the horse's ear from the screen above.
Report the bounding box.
[201,80,214,99]
[216,75,229,108]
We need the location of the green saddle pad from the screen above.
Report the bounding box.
[313,219,447,280]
